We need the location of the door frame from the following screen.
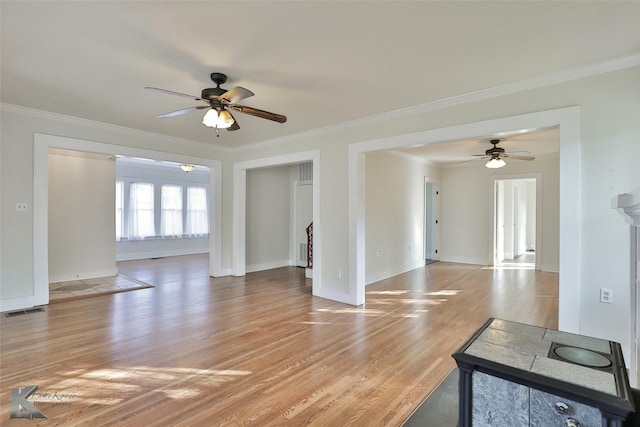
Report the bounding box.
[349,106,579,332]
[491,174,542,270]
[30,133,223,310]
[232,150,324,299]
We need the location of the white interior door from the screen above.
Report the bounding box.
[424,181,440,261]
[494,181,505,265]
[295,183,313,267]
[513,186,520,258]
[635,227,640,386]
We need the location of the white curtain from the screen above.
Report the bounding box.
[115,180,124,241]
[161,185,183,238]
[186,186,209,237]
[129,182,155,239]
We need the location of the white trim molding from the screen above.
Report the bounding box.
[349,106,581,333]
[232,150,323,298]
[32,133,225,310]
[1,103,231,155]
[235,54,640,154]
[613,188,640,388]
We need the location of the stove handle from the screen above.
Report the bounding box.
[565,418,580,427]
[555,402,569,414]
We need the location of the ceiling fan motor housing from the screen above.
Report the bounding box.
[486,139,505,156]
[201,87,226,100]
[202,72,229,100]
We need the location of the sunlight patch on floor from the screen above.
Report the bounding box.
[315,307,386,316]
[426,290,460,296]
[42,366,253,407]
[482,265,535,270]
[367,290,408,295]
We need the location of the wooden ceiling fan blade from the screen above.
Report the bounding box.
[145,87,204,101]
[158,105,208,118]
[230,105,287,123]
[220,87,254,104]
[505,154,535,161]
[226,112,240,131]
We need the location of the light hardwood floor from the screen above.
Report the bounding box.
[0,255,558,426]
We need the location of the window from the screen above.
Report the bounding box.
[129,182,155,239]
[115,179,209,241]
[115,180,124,241]
[161,185,183,237]
[186,186,209,236]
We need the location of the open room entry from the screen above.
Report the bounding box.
[232,150,323,299]
[349,107,580,333]
[492,177,539,269]
[31,134,223,309]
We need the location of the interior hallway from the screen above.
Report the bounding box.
[1,255,558,425]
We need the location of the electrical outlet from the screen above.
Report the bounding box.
[16,203,28,212]
[600,288,613,304]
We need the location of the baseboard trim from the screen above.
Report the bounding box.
[116,248,209,262]
[245,260,290,273]
[540,263,559,273]
[214,268,233,277]
[438,256,489,266]
[0,296,38,313]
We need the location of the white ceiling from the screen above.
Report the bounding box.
[2,1,639,159]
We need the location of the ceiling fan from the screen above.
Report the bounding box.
[473,139,535,168]
[145,72,287,135]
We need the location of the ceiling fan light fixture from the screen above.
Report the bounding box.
[180,164,195,173]
[202,109,234,129]
[485,157,506,169]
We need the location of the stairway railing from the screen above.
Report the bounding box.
[306,222,313,268]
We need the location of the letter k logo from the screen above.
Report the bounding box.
[10,385,47,419]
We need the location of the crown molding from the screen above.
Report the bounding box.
[0,103,232,155]
[236,53,640,153]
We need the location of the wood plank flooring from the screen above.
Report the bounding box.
[0,255,558,426]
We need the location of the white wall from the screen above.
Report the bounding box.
[365,151,438,284]
[48,151,117,282]
[439,155,559,271]
[115,160,209,261]
[245,166,292,272]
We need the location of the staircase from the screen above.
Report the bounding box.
[305,222,313,279]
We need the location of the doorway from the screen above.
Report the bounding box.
[31,133,223,310]
[424,178,440,264]
[493,177,538,269]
